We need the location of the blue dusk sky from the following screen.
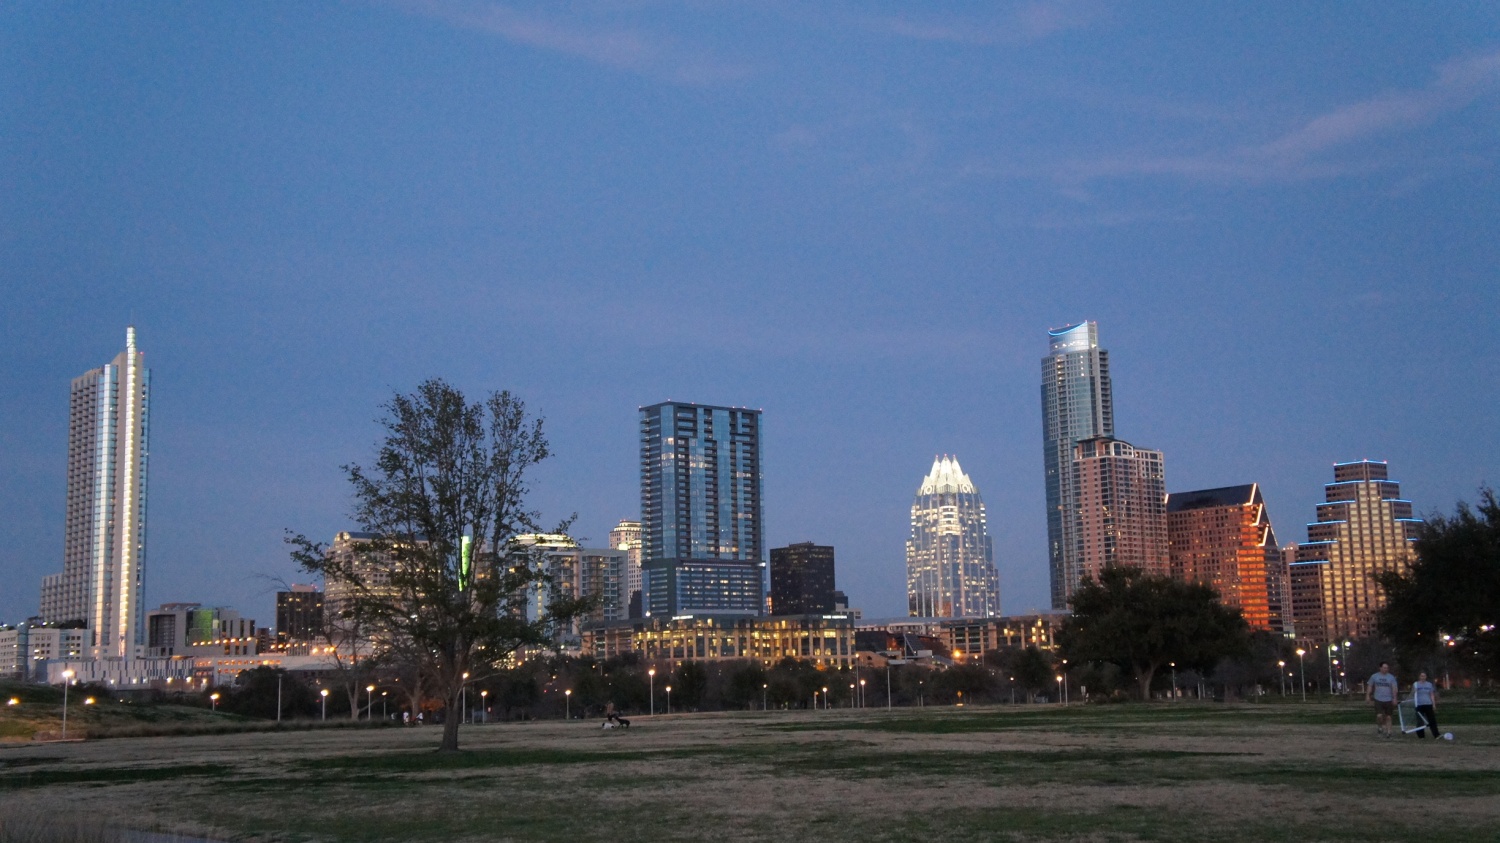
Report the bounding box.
[2,2,1498,625]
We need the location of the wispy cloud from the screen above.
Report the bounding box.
[878,0,1097,46]
[390,0,758,86]
[1063,51,1500,184]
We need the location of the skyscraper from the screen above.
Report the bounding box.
[276,585,324,643]
[1167,484,1285,632]
[769,542,836,615]
[639,402,764,617]
[608,519,643,618]
[1041,322,1113,610]
[1071,436,1168,586]
[39,327,151,659]
[1289,461,1420,646]
[906,456,1000,618]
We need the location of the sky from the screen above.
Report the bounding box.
[3,1,1498,626]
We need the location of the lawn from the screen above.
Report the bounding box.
[2,699,1497,842]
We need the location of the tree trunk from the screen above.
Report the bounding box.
[1136,664,1156,701]
[439,699,462,752]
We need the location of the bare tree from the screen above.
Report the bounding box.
[289,379,592,751]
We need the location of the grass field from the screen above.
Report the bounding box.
[2,699,1498,842]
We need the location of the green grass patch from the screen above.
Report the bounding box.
[0,763,236,790]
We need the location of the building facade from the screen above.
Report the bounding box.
[608,519,643,618]
[941,613,1064,658]
[639,402,765,617]
[582,614,854,669]
[1041,322,1114,610]
[0,623,89,681]
[770,542,836,615]
[906,456,1000,618]
[39,327,151,660]
[1289,461,1421,646]
[276,585,324,643]
[146,604,258,658]
[1166,484,1286,632]
[1071,436,1168,585]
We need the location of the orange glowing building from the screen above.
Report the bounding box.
[1166,484,1285,633]
[1289,461,1420,647]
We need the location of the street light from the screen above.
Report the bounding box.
[61,669,74,739]
[276,672,283,723]
[1056,674,1063,705]
[1296,648,1307,702]
[210,692,220,713]
[462,672,470,724]
[1277,660,1286,696]
[383,690,389,721]
[648,668,656,715]
[320,688,329,721]
[565,689,572,720]
[1170,663,1177,700]
[366,685,375,721]
[859,678,866,709]
[762,683,768,711]
[665,685,671,715]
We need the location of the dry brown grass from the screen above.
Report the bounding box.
[2,702,1497,842]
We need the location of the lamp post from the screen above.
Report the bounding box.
[1170,663,1177,700]
[479,690,487,722]
[762,683,768,711]
[1278,660,1286,696]
[564,689,572,720]
[320,688,329,721]
[859,678,866,709]
[461,672,469,724]
[847,684,854,709]
[1296,648,1307,702]
[648,668,656,716]
[1009,676,1016,705]
[665,685,671,715]
[210,692,220,713]
[366,685,375,721]
[1344,640,1354,694]
[812,690,818,710]
[61,669,74,739]
[383,691,389,721]
[1056,674,1063,705]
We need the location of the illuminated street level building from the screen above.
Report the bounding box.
[941,613,1065,658]
[906,456,1000,618]
[1041,322,1114,609]
[639,402,765,617]
[770,542,836,615]
[1289,461,1421,646]
[1071,436,1168,583]
[38,327,151,660]
[1167,484,1285,632]
[581,613,854,668]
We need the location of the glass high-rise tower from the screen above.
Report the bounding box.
[39,327,151,659]
[906,456,1000,618]
[639,402,764,617]
[1041,322,1113,609]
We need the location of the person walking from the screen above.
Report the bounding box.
[1366,662,1399,738]
[1411,672,1440,739]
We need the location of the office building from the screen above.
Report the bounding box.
[38,327,151,659]
[582,613,854,669]
[609,519,643,618]
[770,542,836,615]
[639,402,765,617]
[1167,484,1285,632]
[1,622,89,681]
[1041,322,1113,610]
[276,585,324,643]
[1289,461,1421,646]
[146,603,257,658]
[906,456,1000,618]
[1072,436,1168,583]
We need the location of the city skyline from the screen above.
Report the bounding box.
[3,4,1498,625]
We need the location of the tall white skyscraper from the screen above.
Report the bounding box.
[1041,322,1114,610]
[40,327,151,659]
[906,456,1000,618]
